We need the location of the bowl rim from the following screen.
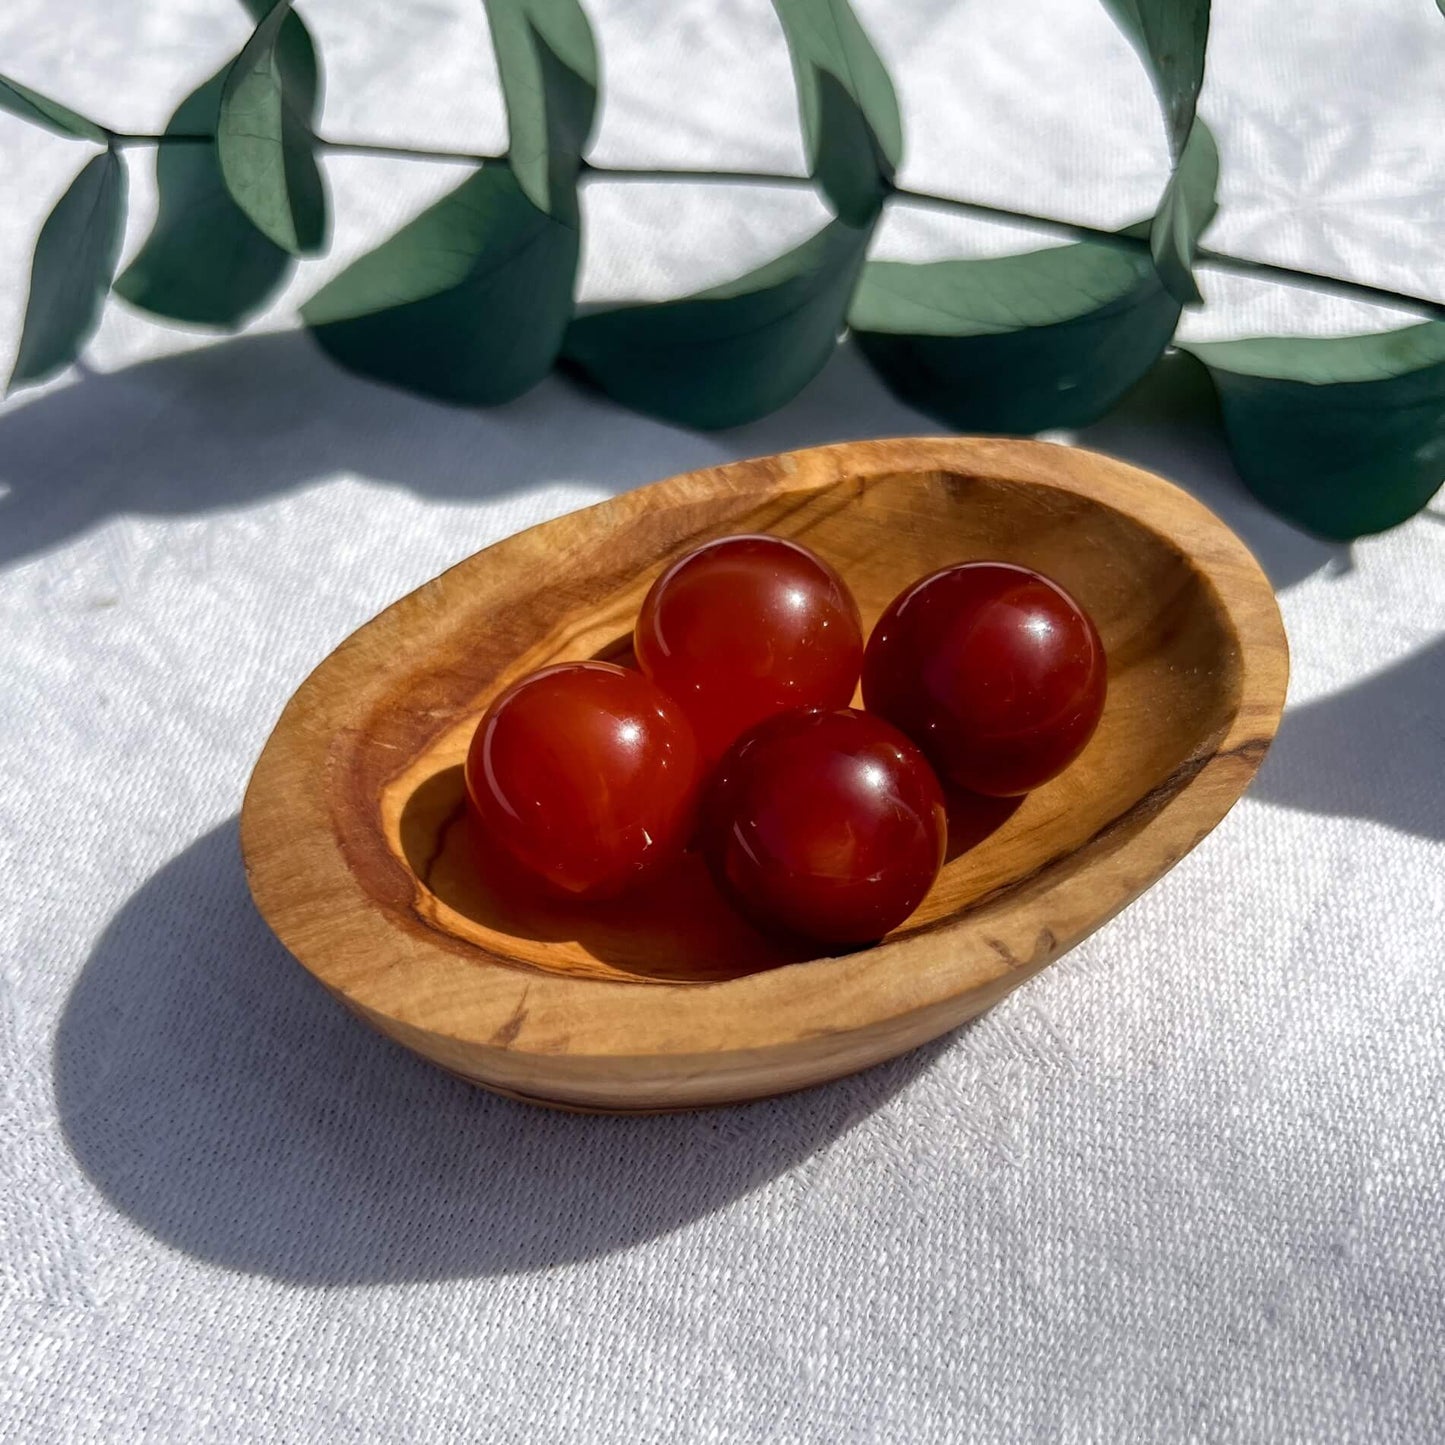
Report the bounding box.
[241,437,1289,1084]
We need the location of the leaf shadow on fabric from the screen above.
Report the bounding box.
[1249,637,1445,844]
[53,820,951,1283]
[1,329,1339,591]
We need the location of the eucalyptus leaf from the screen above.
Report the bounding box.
[563,0,893,428]
[302,162,578,404]
[563,220,871,429]
[1181,323,1445,538]
[772,0,902,226]
[1150,117,1218,306]
[122,5,319,325]
[0,73,109,143]
[1101,0,1214,303]
[849,227,1180,432]
[9,150,127,391]
[114,17,317,327]
[218,0,326,255]
[483,0,598,217]
[1100,0,1209,158]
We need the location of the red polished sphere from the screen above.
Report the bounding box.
[862,561,1106,797]
[465,661,701,900]
[634,534,863,762]
[703,708,946,946]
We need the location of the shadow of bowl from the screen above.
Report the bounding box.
[53,821,945,1284]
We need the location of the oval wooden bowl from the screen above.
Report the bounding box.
[241,438,1287,1112]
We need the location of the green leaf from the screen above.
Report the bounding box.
[844,6,1212,436]
[301,5,592,405]
[9,150,127,391]
[218,0,326,255]
[302,162,578,405]
[772,0,902,226]
[563,220,871,429]
[112,74,290,328]
[1150,117,1219,306]
[1100,0,1209,158]
[1180,323,1445,539]
[849,227,1180,432]
[0,73,109,143]
[120,4,318,323]
[559,2,891,428]
[114,56,301,325]
[1101,0,1215,303]
[483,0,598,217]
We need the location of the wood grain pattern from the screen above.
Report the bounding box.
[240,438,1288,1111]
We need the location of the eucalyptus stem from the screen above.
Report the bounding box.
[114,130,1445,320]
[891,184,1133,249]
[581,161,816,191]
[897,185,1445,320]
[111,132,212,145]
[323,139,497,164]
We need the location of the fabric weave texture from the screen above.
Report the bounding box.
[1,1,1442,1440]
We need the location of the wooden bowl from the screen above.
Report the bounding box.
[241,438,1287,1112]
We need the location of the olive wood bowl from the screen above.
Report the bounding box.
[241,438,1288,1112]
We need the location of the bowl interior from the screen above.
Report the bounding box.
[354,464,1242,985]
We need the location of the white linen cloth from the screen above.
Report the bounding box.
[1,1,1442,1440]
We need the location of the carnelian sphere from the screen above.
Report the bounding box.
[634,534,863,762]
[702,708,946,946]
[862,561,1106,797]
[465,661,702,900]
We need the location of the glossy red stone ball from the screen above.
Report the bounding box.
[702,708,946,946]
[465,661,702,900]
[634,534,863,764]
[862,561,1107,797]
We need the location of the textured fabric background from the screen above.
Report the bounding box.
[2,2,1443,1441]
